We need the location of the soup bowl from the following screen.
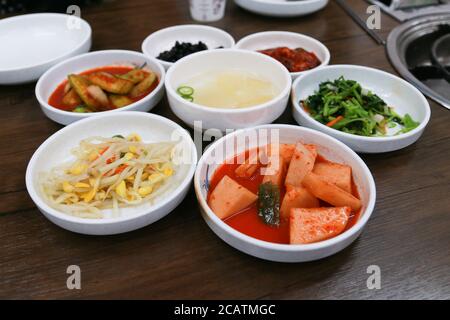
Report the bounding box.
[165,49,292,131]
[35,50,166,125]
[194,124,376,262]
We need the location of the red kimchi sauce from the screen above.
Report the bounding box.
[207,150,361,244]
[259,47,321,73]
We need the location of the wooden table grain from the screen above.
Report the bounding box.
[1,0,449,300]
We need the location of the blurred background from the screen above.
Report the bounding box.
[0,0,104,15]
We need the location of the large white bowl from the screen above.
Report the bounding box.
[235,31,330,80]
[35,50,166,125]
[292,65,431,153]
[194,124,376,262]
[234,0,329,17]
[0,13,91,85]
[25,112,197,235]
[165,49,292,131]
[141,24,235,70]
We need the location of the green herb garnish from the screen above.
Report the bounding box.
[257,182,280,227]
[72,105,89,113]
[177,86,194,96]
[177,86,194,102]
[396,113,420,135]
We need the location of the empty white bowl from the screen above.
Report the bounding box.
[26,112,197,235]
[0,13,91,85]
[234,0,329,18]
[194,124,376,262]
[165,49,292,131]
[35,50,166,125]
[141,24,235,70]
[292,65,431,153]
[235,31,330,79]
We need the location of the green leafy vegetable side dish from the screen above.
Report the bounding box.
[302,76,420,137]
[258,182,280,227]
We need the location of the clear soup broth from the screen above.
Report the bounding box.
[184,69,280,109]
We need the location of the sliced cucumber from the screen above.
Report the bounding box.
[177,86,194,97]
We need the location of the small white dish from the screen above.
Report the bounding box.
[235,31,330,79]
[35,50,166,125]
[165,49,291,131]
[141,24,235,70]
[0,13,91,85]
[194,124,376,262]
[234,0,329,18]
[26,112,197,235]
[291,65,431,153]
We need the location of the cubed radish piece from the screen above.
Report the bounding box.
[290,207,351,244]
[285,142,317,187]
[302,172,362,211]
[208,175,257,219]
[304,144,317,158]
[278,143,316,164]
[313,162,352,193]
[261,143,303,165]
[262,155,287,187]
[285,184,295,193]
[279,144,295,163]
[235,150,259,178]
[280,186,320,219]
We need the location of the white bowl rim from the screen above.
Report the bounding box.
[194,123,376,252]
[141,24,236,68]
[165,48,292,114]
[0,13,92,72]
[292,64,432,142]
[25,111,197,225]
[35,50,166,119]
[235,30,331,77]
[240,0,325,5]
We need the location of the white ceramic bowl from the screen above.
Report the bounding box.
[26,112,197,235]
[0,13,91,85]
[234,0,329,17]
[292,65,431,153]
[35,50,166,125]
[235,31,330,79]
[165,49,292,131]
[194,124,376,262]
[141,24,235,70]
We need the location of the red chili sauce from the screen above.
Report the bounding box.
[207,149,361,244]
[48,66,159,112]
[258,47,321,73]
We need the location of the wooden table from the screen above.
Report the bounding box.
[1,0,449,300]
